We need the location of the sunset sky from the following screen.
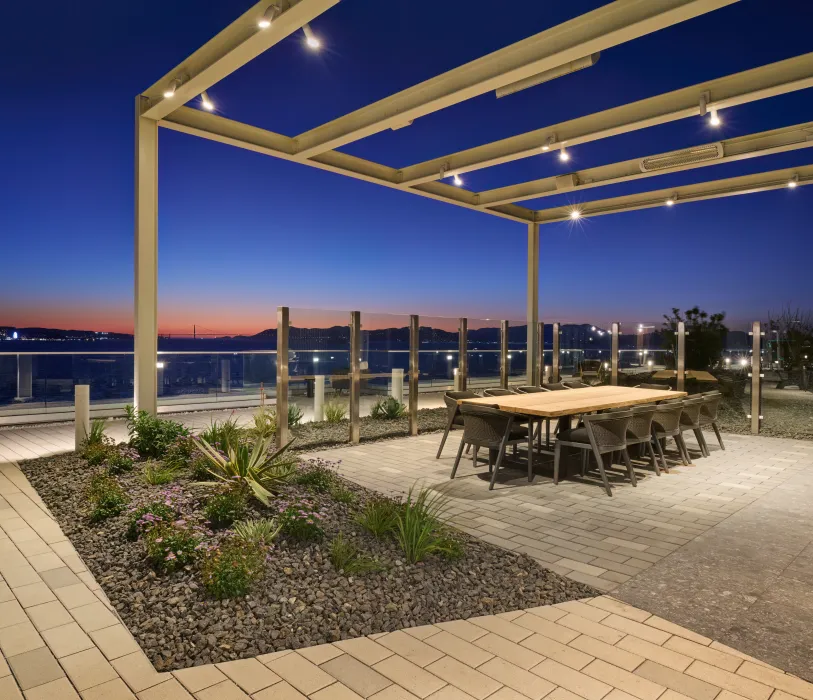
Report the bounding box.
[2,0,813,336]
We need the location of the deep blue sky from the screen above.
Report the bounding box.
[2,0,812,334]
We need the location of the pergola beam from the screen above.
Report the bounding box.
[291,0,738,159]
[399,52,813,187]
[160,107,535,222]
[140,0,339,121]
[533,165,813,223]
[478,121,813,207]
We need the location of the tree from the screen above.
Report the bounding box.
[662,307,728,371]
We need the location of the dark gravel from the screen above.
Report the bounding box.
[20,450,595,671]
[718,387,813,440]
[289,407,448,451]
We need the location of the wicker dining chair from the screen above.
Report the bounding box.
[625,405,660,475]
[700,391,725,450]
[650,400,689,471]
[635,383,672,392]
[436,390,480,459]
[516,385,549,393]
[450,404,532,489]
[483,388,516,397]
[562,379,590,389]
[678,396,710,458]
[540,382,570,391]
[554,409,635,497]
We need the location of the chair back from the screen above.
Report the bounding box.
[517,385,546,393]
[652,400,684,435]
[635,383,671,391]
[444,390,480,420]
[540,382,569,391]
[483,388,516,397]
[583,410,633,451]
[459,404,513,445]
[562,380,589,389]
[701,391,721,422]
[679,396,705,428]
[627,405,656,441]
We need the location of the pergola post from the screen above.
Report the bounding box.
[500,321,509,389]
[527,222,540,385]
[408,315,419,436]
[134,97,159,415]
[750,321,762,434]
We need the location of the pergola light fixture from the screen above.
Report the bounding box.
[258,4,280,29]
[709,109,721,126]
[569,209,582,220]
[200,91,214,111]
[559,146,570,162]
[453,174,463,186]
[666,193,677,206]
[302,23,321,49]
[788,175,799,188]
[162,78,182,100]
[542,136,555,152]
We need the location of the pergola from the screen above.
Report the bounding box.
[134,0,813,417]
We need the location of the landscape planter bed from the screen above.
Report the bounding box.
[21,448,594,671]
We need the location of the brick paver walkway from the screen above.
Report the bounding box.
[1,422,812,698]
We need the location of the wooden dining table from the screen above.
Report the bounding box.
[457,386,685,480]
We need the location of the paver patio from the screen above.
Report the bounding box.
[0,419,812,697]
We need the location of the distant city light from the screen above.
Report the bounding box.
[12,332,18,339]
[740,358,748,367]
[725,357,731,365]
[156,362,165,369]
[591,326,596,331]
[507,354,513,359]
[446,355,453,361]
[313,357,319,363]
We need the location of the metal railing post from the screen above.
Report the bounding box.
[409,315,419,436]
[676,320,686,392]
[500,320,509,389]
[458,317,468,390]
[552,322,560,382]
[749,321,763,434]
[275,306,289,449]
[74,385,90,451]
[611,322,620,386]
[537,322,545,386]
[350,311,361,443]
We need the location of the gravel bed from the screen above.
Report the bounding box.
[718,387,813,440]
[290,407,447,451]
[20,451,594,671]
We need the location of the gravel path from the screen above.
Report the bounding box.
[719,386,813,440]
[20,451,594,671]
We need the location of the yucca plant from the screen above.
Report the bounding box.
[194,435,296,505]
[247,408,276,442]
[288,404,304,427]
[370,396,406,420]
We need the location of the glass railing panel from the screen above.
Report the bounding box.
[288,308,351,424]
[359,311,411,406]
[466,318,501,390]
[416,316,460,405]
[618,321,672,385]
[506,320,528,385]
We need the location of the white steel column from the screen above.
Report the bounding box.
[527,222,540,385]
[135,96,159,415]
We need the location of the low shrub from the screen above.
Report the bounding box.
[143,521,202,573]
[199,539,266,599]
[87,473,129,523]
[124,405,190,459]
[142,461,181,485]
[295,459,338,493]
[203,486,248,529]
[199,417,241,452]
[125,501,176,540]
[329,533,384,575]
[248,408,276,442]
[83,442,114,467]
[277,498,327,541]
[163,436,197,471]
[395,486,454,564]
[233,518,281,546]
[106,447,138,474]
[330,484,356,505]
[355,496,400,538]
[324,400,348,423]
[86,419,108,446]
[433,530,466,560]
[189,452,213,481]
[370,396,406,420]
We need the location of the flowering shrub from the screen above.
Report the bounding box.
[87,473,129,523]
[163,436,197,470]
[277,498,327,541]
[126,501,176,540]
[199,538,266,599]
[203,484,248,529]
[106,446,139,474]
[124,405,190,459]
[143,520,203,573]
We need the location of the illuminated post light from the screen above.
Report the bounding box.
[302,23,321,49]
